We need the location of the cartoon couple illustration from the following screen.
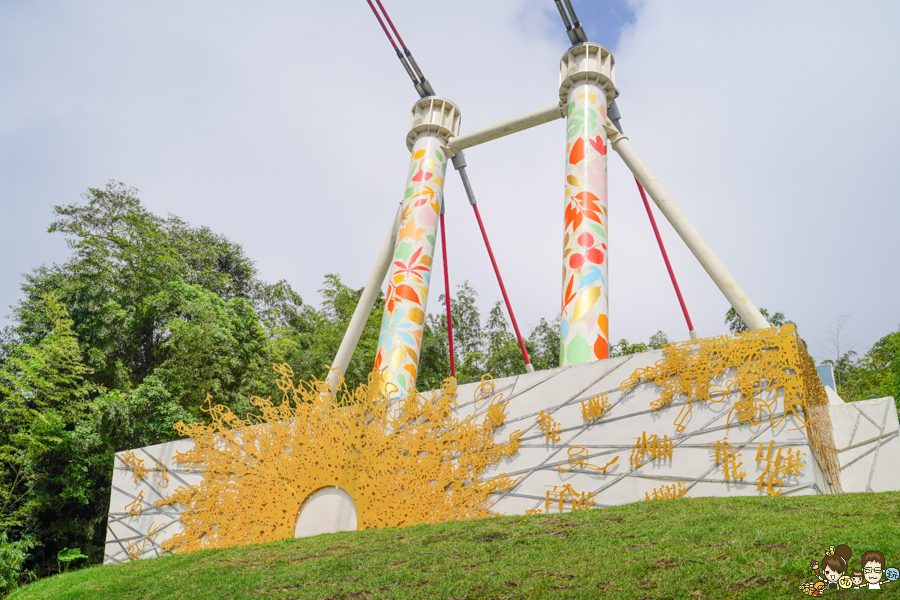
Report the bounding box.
[808,544,898,592]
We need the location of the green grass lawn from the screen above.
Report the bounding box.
[12,492,900,600]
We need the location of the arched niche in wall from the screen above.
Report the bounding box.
[294,486,358,538]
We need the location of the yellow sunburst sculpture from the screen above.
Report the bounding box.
[155,365,521,554]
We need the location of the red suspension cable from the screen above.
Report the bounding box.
[634,178,696,335]
[365,0,425,95]
[365,0,399,51]
[374,0,408,49]
[471,204,532,368]
[439,212,456,378]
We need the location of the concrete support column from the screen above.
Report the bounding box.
[558,44,616,365]
[608,132,770,332]
[374,97,461,396]
[325,205,402,391]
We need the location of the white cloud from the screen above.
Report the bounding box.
[1,0,898,364]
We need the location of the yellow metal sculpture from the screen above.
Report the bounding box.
[119,450,148,483]
[152,462,169,489]
[755,440,806,496]
[581,392,610,422]
[536,409,561,443]
[124,491,144,518]
[126,539,145,561]
[545,484,597,511]
[709,437,746,482]
[154,366,521,554]
[125,522,163,561]
[645,482,689,501]
[620,325,841,491]
[630,432,673,467]
[474,374,494,402]
[558,446,619,473]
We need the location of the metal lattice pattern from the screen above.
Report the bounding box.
[153,365,520,554]
[105,327,862,563]
[472,327,841,513]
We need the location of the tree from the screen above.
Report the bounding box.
[8,182,294,418]
[610,331,669,357]
[415,283,486,387]
[273,274,384,393]
[0,295,97,527]
[449,281,484,381]
[818,315,859,390]
[417,300,451,391]
[482,301,526,379]
[0,295,99,580]
[724,307,792,334]
[526,316,561,372]
[831,326,900,408]
[418,285,559,386]
[0,183,302,576]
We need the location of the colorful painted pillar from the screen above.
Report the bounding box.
[374,97,461,396]
[558,43,616,365]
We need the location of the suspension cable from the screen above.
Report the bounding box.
[365,0,426,97]
[451,152,534,372]
[562,0,588,43]
[610,107,698,340]
[634,179,696,338]
[554,0,588,45]
[439,204,456,377]
[553,0,579,46]
[374,0,408,48]
[373,0,435,96]
[365,0,434,97]
[363,1,532,373]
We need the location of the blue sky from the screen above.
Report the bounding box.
[569,0,636,50]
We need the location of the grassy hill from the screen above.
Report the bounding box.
[11,492,900,600]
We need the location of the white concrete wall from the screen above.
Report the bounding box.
[830,397,900,493]
[104,438,201,565]
[453,350,834,516]
[104,348,898,564]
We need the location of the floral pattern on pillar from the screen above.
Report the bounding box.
[560,84,609,365]
[374,138,448,395]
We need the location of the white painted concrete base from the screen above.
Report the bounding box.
[830,397,900,493]
[294,487,358,538]
[103,340,900,564]
[451,351,841,516]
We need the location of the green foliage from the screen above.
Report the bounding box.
[417,282,487,386]
[0,183,294,578]
[0,533,35,597]
[525,316,561,372]
[724,306,792,334]
[447,281,484,383]
[482,301,527,379]
[56,548,87,573]
[416,310,451,392]
[610,330,669,357]
[261,274,384,394]
[416,283,560,387]
[828,326,900,413]
[0,294,99,539]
